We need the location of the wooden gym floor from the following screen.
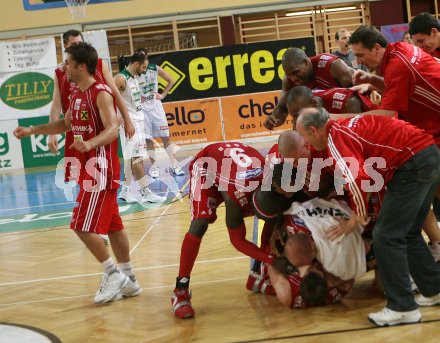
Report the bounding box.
[0,147,439,342]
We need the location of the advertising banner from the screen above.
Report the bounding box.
[163,98,223,146]
[221,91,293,140]
[0,119,24,171]
[0,67,55,120]
[150,37,315,102]
[380,23,409,43]
[17,116,64,168]
[0,37,56,73]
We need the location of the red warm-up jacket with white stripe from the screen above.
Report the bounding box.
[324,115,434,217]
[379,42,440,146]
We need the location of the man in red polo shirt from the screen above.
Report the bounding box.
[345,25,440,145]
[264,47,354,130]
[341,25,440,256]
[296,106,440,327]
[409,12,440,60]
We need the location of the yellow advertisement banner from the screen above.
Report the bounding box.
[221,91,293,140]
[163,98,223,146]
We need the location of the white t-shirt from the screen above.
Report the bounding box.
[285,198,366,280]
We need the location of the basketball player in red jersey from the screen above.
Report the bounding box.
[171,142,298,319]
[14,43,141,304]
[285,85,377,127]
[264,47,355,130]
[47,30,135,166]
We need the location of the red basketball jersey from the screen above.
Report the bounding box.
[56,59,105,181]
[190,142,265,216]
[313,88,377,113]
[307,54,340,89]
[69,82,120,190]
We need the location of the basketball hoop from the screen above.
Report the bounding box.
[64,0,90,19]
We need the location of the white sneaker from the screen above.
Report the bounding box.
[368,307,421,327]
[429,242,440,262]
[122,275,142,297]
[415,292,440,306]
[111,292,124,302]
[172,165,185,176]
[118,187,137,203]
[141,189,166,203]
[409,275,419,293]
[94,271,129,304]
[150,167,159,179]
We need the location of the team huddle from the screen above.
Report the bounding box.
[12,13,440,328]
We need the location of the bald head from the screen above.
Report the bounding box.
[284,233,315,267]
[296,107,330,151]
[282,48,313,86]
[286,86,321,122]
[278,130,305,159]
[286,86,313,107]
[282,48,308,69]
[297,107,329,131]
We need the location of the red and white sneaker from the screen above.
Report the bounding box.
[171,288,195,319]
[246,273,276,295]
[246,262,276,295]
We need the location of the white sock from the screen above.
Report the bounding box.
[102,257,117,274]
[165,147,177,167]
[119,262,133,277]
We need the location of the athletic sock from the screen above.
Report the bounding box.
[102,257,117,274]
[119,261,133,277]
[177,233,202,286]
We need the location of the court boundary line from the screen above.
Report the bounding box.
[129,179,190,255]
[0,256,247,287]
[0,276,246,307]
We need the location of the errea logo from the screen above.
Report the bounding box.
[159,61,185,95]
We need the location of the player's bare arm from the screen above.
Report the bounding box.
[263,77,289,130]
[14,118,70,140]
[222,192,245,229]
[112,74,126,124]
[114,74,127,92]
[330,58,355,87]
[268,265,292,306]
[47,75,62,154]
[157,67,175,100]
[70,91,118,153]
[102,61,135,138]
